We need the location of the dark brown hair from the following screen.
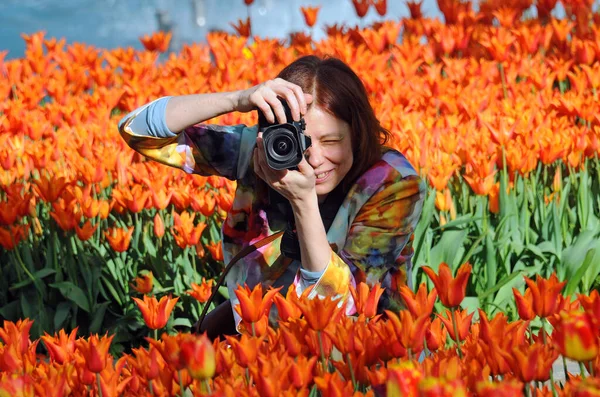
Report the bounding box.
[277,55,391,187]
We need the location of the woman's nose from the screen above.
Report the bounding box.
[305,143,324,169]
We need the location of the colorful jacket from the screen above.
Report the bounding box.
[118,97,426,330]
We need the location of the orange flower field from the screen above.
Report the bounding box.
[1,0,600,394]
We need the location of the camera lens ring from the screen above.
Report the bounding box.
[264,128,298,165]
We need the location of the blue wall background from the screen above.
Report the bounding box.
[1,0,446,59]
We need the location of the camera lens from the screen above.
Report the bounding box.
[265,129,297,164]
[273,135,293,156]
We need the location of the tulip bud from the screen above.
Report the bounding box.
[153,213,164,239]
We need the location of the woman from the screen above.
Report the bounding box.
[118,55,426,340]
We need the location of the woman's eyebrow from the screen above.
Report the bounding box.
[319,133,344,139]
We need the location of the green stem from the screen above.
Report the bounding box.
[346,353,358,391]
[178,370,185,396]
[589,361,595,377]
[154,328,158,340]
[96,373,103,397]
[579,361,587,379]
[450,308,464,359]
[245,367,251,386]
[498,62,508,99]
[149,379,154,396]
[251,322,256,338]
[317,330,327,370]
[549,368,558,397]
[203,379,212,395]
[562,356,570,381]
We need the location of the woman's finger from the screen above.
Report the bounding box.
[276,85,300,121]
[262,88,287,124]
[252,94,275,124]
[282,81,307,116]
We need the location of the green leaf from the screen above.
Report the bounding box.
[89,302,111,334]
[172,317,192,328]
[9,268,56,291]
[218,285,229,299]
[479,270,524,300]
[564,247,596,297]
[143,233,157,257]
[0,301,20,320]
[49,282,91,312]
[428,228,468,270]
[54,302,72,329]
[460,296,480,318]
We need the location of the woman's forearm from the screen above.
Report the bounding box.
[291,195,331,273]
[164,91,242,132]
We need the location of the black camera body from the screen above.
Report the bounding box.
[258,99,312,170]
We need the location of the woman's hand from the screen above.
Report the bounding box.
[235,78,312,123]
[253,133,317,205]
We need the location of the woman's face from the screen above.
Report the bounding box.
[303,106,353,201]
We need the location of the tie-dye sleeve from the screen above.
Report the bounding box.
[118,98,257,180]
[296,170,426,312]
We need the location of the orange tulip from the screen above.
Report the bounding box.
[279,321,307,357]
[40,327,78,365]
[399,282,437,319]
[372,0,387,16]
[422,262,472,308]
[75,220,99,241]
[187,278,214,303]
[132,295,179,330]
[385,310,429,356]
[553,310,599,362]
[351,0,370,18]
[314,371,354,397]
[140,31,172,53]
[171,211,206,249]
[425,317,447,351]
[294,289,345,331]
[75,333,114,373]
[225,333,261,368]
[131,272,153,295]
[0,224,30,250]
[206,240,223,261]
[349,282,385,319]
[273,284,303,322]
[230,18,251,38]
[146,333,187,372]
[513,287,536,320]
[104,226,134,253]
[524,272,566,318]
[233,283,281,335]
[508,341,558,383]
[33,173,70,203]
[179,333,216,380]
[386,362,421,396]
[300,6,320,28]
[406,0,423,19]
[436,308,474,342]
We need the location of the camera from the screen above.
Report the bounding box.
[258,99,312,170]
